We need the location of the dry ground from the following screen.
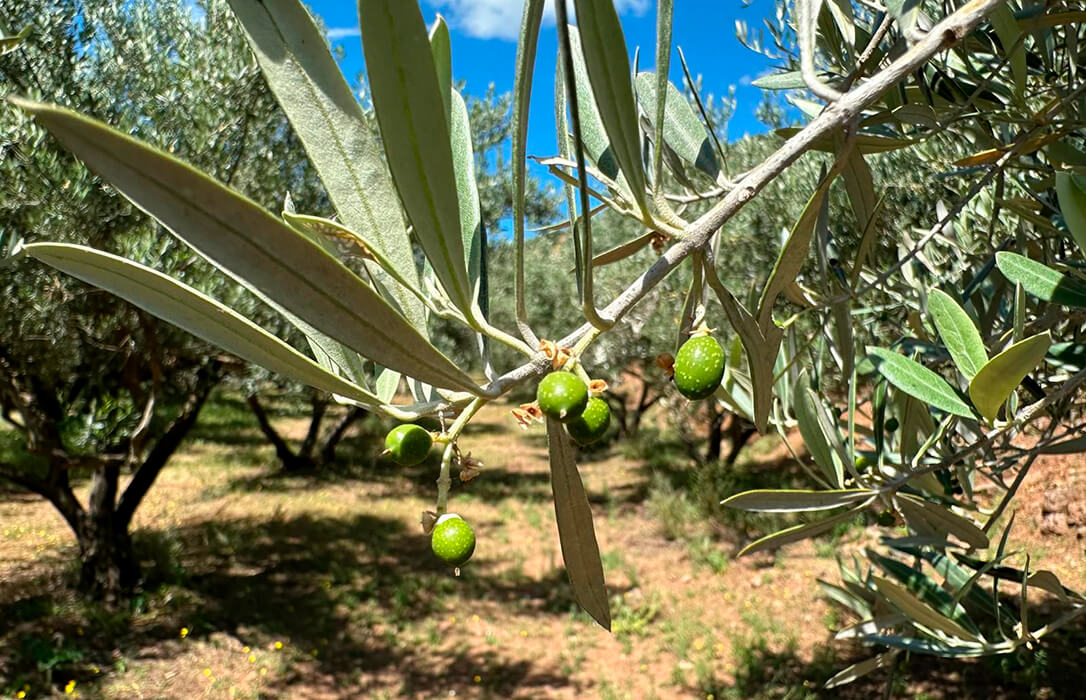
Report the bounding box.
[1,395,1083,699]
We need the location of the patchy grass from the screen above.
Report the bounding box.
[0,394,1083,698]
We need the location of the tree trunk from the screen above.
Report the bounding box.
[76,517,138,603]
[317,406,365,465]
[705,401,725,463]
[723,414,757,467]
[247,394,311,471]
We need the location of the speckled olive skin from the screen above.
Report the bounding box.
[431,513,476,566]
[565,397,611,445]
[536,372,589,422]
[673,335,725,401]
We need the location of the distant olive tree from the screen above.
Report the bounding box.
[0,0,326,599]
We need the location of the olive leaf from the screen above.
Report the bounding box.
[634,72,719,180]
[995,252,1086,308]
[872,576,983,642]
[546,418,611,631]
[928,289,988,380]
[737,503,869,557]
[867,347,975,419]
[428,15,452,125]
[11,98,482,395]
[721,489,872,513]
[824,652,899,689]
[22,243,384,408]
[572,0,648,214]
[969,332,1051,422]
[226,0,426,333]
[1056,172,1086,256]
[358,0,474,314]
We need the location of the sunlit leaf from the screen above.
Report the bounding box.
[737,504,866,557]
[996,252,1086,308]
[793,370,840,487]
[896,495,989,550]
[634,72,719,180]
[969,332,1051,422]
[928,289,987,380]
[22,243,384,408]
[11,98,482,394]
[867,347,975,419]
[226,0,426,332]
[824,652,898,689]
[721,489,872,513]
[872,576,982,642]
[428,14,452,124]
[572,0,648,212]
[359,0,474,313]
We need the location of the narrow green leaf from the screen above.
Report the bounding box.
[651,0,674,187]
[867,347,974,419]
[737,504,867,557]
[589,230,656,268]
[512,0,545,333]
[358,0,474,313]
[572,0,648,212]
[546,418,611,631]
[897,496,989,550]
[996,252,1086,308]
[758,179,831,334]
[841,150,876,242]
[929,289,988,380]
[226,0,425,332]
[634,72,719,180]
[722,489,872,513]
[775,128,914,153]
[1056,172,1086,256]
[872,576,982,642]
[11,98,481,394]
[824,652,897,690]
[793,370,839,486]
[867,551,977,630]
[860,634,986,657]
[990,5,1026,101]
[450,89,483,300]
[428,15,452,125]
[825,0,856,48]
[969,332,1052,422]
[818,580,873,617]
[566,27,623,186]
[23,243,383,407]
[752,70,807,90]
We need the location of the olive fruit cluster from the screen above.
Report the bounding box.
[536,371,610,445]
[673,334,725,401]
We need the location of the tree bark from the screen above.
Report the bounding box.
[317,405,365,465]
[247,393,309,471]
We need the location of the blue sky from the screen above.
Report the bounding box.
[307,0,782,165]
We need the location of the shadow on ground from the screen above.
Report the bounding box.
[0,508,612,698]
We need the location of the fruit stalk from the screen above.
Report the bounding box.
[435,397,486,514]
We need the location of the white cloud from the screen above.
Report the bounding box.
[326,26,362,40]
[428,0,650,41]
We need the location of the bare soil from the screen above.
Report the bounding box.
[0,398,1083,699]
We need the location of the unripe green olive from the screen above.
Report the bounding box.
[565,397,611,445]
[536,372,589,422]
[673,335,725,401]
[431,513,476,567]
[384,424,432,466]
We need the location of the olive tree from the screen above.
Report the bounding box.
[8,0,1086,688]
[0,0,328,599]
